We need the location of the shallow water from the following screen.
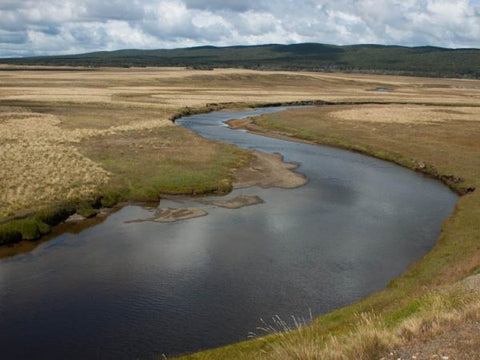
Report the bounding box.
[0,107,457,359]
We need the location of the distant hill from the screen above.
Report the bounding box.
[2,43,480,78]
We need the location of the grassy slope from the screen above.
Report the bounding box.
[2,43,480,78]
[177,105,480,359]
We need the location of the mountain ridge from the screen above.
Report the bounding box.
[2,43,479,78]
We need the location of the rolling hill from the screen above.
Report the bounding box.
[2,43,480,78]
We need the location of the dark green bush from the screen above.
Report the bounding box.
[77,207,98,218]
[0,227,22,245]
[35,206,75,226]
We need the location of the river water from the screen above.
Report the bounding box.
[0,107,457,359]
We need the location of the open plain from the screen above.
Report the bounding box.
[1,66,479,223]
[1,66,480,358]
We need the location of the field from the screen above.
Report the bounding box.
[1,66,480,357]
[3,67,477,228]
[0,66,338,243]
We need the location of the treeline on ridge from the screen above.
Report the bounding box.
[2,43,480,78]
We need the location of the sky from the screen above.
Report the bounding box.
[1,0,479,57]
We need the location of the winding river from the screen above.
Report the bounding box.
[0,107,457,360]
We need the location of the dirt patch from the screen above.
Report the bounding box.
[199,195,264,209]
[462,273,480,291]
[331,104,480,124]
[65,214,87,223]
[228,118,253,129]
[233,151,307,189]
[125,207,208,224]
[387,319,480,360]
[154,208,207,222]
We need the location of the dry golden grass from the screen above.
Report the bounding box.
[2,67,480,110]
[331,104,480,124]
[0,111,109,217]
[1,66,480,221]
[256,286,480,360]
[0,105,173,218]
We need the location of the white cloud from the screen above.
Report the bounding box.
[0,0,479,57]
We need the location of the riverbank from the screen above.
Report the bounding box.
[0,67,328,248]
[176,104,480,359]
[2,67,479,248]
[0,106,307,251]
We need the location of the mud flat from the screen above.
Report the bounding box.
[233,151,307,189]
[199,195,264,209]
[125,207,208,224]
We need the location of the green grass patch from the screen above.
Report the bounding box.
[80,125,252,203]
[0,218,50,243]
[0,203,86,245]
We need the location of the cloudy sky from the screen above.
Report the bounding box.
[1,0,479,57]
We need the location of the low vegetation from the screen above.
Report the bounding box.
[81,126,251,200]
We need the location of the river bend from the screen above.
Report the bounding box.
[0,107,457,359]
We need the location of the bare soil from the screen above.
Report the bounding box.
[199,195,264,209]
[153,208,208,223]
[233,151,307,189]
[387,320,480,360]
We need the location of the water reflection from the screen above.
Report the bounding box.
[0,107,457,360]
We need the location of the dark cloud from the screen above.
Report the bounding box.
[84,0,146,21]
[40,26,61,36]
[0,0,24,11]
[0,31,28,44]
[0,0,479,57]
[183,0,262,12]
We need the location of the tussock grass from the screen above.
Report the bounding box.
[331,104,480,124]
[0,110,111,219]
[253,315,324,360]
[222,289,480,360]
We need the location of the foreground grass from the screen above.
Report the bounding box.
[176,104,480,359]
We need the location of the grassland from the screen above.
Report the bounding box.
[1,66,480,357]
[1,66,417,244]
